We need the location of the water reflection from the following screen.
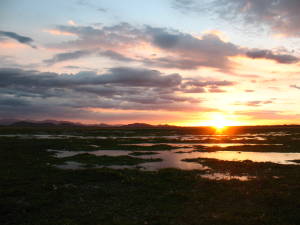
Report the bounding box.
[50,146,300,182]
[137,151,208,171]
[123,143,283,148]
[50,148,300,171]
[193,151,300,165]
[48,149,130,158]
[56,161,86,169]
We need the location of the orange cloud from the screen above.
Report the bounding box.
[44,29,75,36]
[203,29,229,42]
[67,20,77,26]
[0,41,26,49]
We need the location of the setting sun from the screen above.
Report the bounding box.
[202,113,240,129]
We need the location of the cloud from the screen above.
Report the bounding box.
[50,23,242,71]
[0,55,19,68]
[97,8,107,13]
[0,67,195,116]
[67,20,77,26]
[182,79,235,87]
[50,22,297,71]
[172,0,300,37]
[44,50,92,65]
[246,49,299,64]
[146,27,241,70]
[53,23,144,49]
[290,84,300,90]
[99,50,134,62]
[0,66,234,120]
[213,0,300,37]
[0,67,182,89]
[179,79,234,93]
[52,23,297,73]
[171,0,206,14]
[141,56,207,70]
[181,79,235,93]
[102,67,182,87]
[0,30,36,48]
[208,87,226,93]
[44,29,76,36]
[77,0,107,13]
[236,100,273,107]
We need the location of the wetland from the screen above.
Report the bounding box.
[1,125,300,225]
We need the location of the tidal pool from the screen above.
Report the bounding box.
[122,143,283,148]
[50,146,300,181]
[50,148,300,170]
[48,149,130,158]
[188,151,300,165]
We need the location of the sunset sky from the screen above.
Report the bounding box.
[1,0,300,126]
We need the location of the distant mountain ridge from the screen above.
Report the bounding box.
[120,123,154,128]
[0,119,176,128]
[0,119,88,126]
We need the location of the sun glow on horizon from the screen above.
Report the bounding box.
[201,113,241,129]
[174,112,245,128]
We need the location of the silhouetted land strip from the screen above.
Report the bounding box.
[1,126,300,225]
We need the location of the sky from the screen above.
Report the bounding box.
[1,0,300,126]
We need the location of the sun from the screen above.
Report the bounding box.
[203,113,239,131]
[209,114,229,129]
[211,120,226,129]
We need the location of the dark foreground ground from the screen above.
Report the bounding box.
[1,125,300,225]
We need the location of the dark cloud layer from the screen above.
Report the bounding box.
[0,67,234,120]
[99,50,134,62]
[44,50,91,65]
[290,84,300,90]
[246,49,299,64]
[0,30,36,48]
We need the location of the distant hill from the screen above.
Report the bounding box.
[0,119,19,125]
[0,119,132,128]
[7,120,84,127]
[10,121,54,127]
[120,123,154,128]
[97,123,114,127]
[120,123,178,129]
[0,120,178,128]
